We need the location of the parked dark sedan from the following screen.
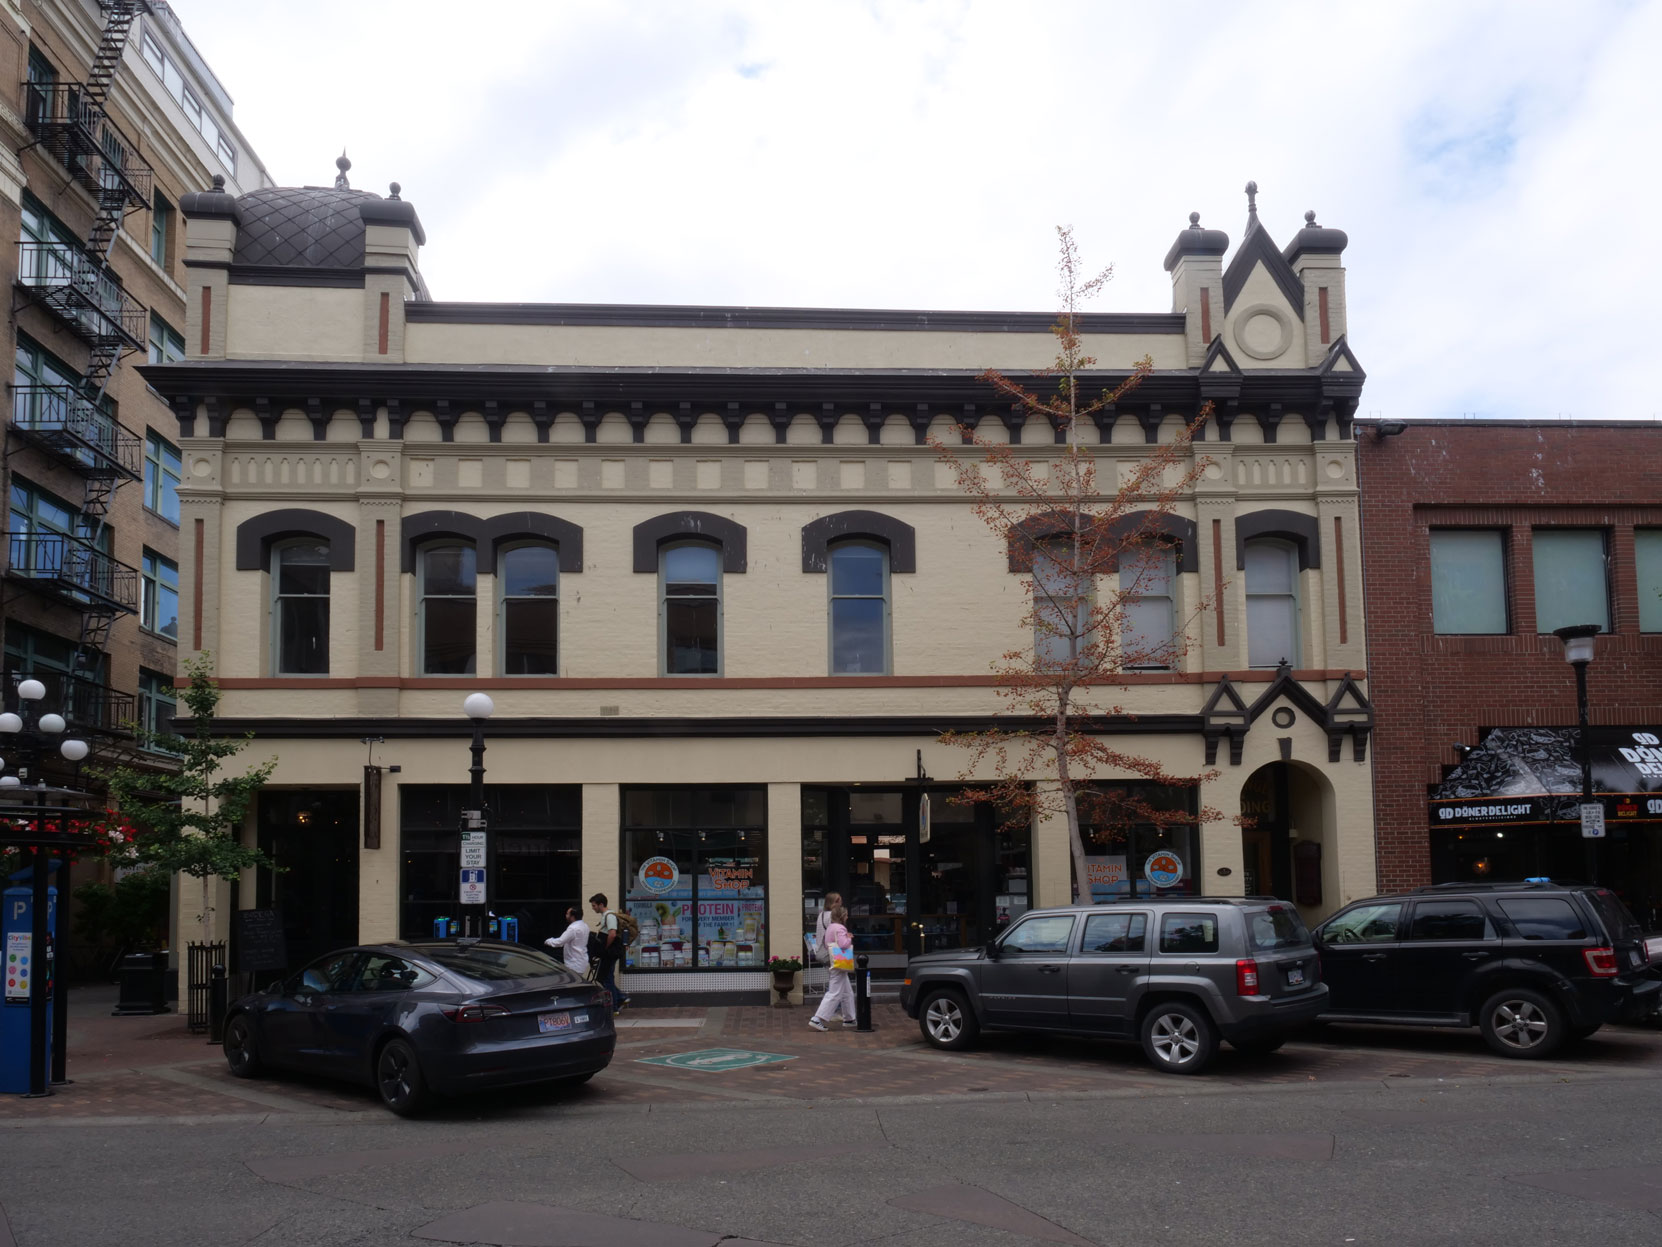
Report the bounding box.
[222,939,615,1115]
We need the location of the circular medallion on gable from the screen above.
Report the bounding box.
[1232,303,1293,361]
[190,457,213,478]
[370,459,393,480]
[1324,458,1346,480]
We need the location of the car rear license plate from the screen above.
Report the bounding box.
[538,1011,572,1033]
[1286,966,1306,986]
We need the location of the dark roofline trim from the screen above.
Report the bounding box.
[401,510,584,574]
[406,302,1188,335]
[234,509,356,572]
[1222,224,1306,319]
[1235,509,1321,571]
[801,510,917,573]
[632,512,748,573]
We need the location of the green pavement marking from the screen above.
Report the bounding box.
[636,1047,796,1073]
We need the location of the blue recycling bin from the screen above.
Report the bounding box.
[2,881,57,1095]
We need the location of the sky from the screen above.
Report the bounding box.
[168,0,1662,423]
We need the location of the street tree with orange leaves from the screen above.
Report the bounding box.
[933,226,1223,902]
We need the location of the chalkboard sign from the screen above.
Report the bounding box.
[233,908,288,974]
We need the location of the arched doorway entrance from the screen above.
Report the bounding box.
[1239,761,1334,907]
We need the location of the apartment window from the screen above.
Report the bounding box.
[1244,539,1300,668]
[140,29,164,77]
[150,192,173,266]
[420,544,476,675]
[1533,529,1610,633]
[1121,542,1177,670]
[14,335,100,443]
[661,542,721,675]
[25,47,55,132]
[1638,530,1662,634]
[272,541,330,675]
[144,431,181,523]
[828,541,888,674]
[9,479,101,579]
[137,667,178,746]
[137,26,237,176]
[141,550,179,638]
[499,543,559,675]
[148,313,184,365]
[1033,537,1090,670]
[1430,530,1509,635]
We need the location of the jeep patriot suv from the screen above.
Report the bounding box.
[899,898,1328,1074]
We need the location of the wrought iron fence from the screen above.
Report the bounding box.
[185,941,227,1035]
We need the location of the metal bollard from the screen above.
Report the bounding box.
[855,954,873,1032]
[208,962,228,1044]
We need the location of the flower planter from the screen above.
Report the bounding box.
[771,970,798,1005]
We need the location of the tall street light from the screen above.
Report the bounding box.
[460,692,494,937]
[1552,624,1601,884]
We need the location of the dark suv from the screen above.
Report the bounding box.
[899,898,1328,1074]
[1313,881,1660,1058]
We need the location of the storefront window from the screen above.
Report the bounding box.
[1079,782,1200,898]
[622,787,767,970]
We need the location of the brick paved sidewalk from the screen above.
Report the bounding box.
[3,985,1659,1122]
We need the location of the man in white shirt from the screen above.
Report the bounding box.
[544,907,592,977]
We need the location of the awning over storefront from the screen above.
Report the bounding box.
[1430,726,1662,830]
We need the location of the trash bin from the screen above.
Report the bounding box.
[113,952,170,1016]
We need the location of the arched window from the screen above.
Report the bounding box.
[1121,542,1176,671]
[661,542,721,675]
[271,539,330,675]
[499,543,559,675]
[1033,537,1090,670]
[1245,539,1299,668]
[420,544,476,675]
[829,541,889,674]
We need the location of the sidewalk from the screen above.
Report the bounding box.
[3,983,1660,1123]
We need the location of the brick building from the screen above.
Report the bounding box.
[1357,420,1662,923]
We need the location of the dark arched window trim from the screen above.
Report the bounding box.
[632,511,747,573]
[1004,510,1197,574]
[801,510,916,573]
[402,510,583,574]
[235,508,355,571]
[1235,509,1321,570]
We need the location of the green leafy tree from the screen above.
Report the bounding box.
[98,655,277,945]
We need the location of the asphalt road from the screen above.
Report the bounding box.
[5,1034,1662,1247]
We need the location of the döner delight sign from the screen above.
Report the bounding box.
[1429,727,1662,829]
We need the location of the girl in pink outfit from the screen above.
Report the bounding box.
[808,906,856,1030]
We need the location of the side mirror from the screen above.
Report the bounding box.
[984,940,1001,961]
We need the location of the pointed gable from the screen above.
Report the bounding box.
[1222,212,1306,319]
[1318,334,1366,381]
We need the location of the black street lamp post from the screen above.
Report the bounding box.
[1553,624,1601,884]
[460,693,494,937]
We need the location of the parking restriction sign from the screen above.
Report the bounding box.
[458,869,487,905]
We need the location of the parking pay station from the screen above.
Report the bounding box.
[2,878,56,1094]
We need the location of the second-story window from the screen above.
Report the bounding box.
[499,544,559,675]
[1033,537,1090,671]
[420,545,476,675]
[1244,539,1300,668]
[1532,528,1610,634]
[148,313,184,365]
[141,549,179,639]
[9,478,99,578]
[144,431,180,523]
[272,541,329,675]
[1430,529,1509,634]
[661,542,721,675]
[137,667,179,751]
[150,192,173,267]
[828,541,889,674]
[1121,542,1177,670]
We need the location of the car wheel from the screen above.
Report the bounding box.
[918,989,980,1051]
[1231,1036,1285,1057]
[223,1014,263,1079]
[1478,987,1565,1059]
[1141,1002,1217,1074]
[376,1038,432,1117]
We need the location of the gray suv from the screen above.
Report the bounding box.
[899,899,1329,1074]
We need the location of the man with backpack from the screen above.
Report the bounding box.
[588,892,634,1012]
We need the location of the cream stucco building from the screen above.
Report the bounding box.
[144,177,1375,1001]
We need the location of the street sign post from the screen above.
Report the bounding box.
[1579,803,1606,839]
[460,831,487,870]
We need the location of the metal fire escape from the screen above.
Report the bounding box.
[8,2,153,736]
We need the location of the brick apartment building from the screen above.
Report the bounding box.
[1357,420,1662,924]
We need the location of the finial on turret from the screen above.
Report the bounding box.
[389,182,402,200]
[1305,210,1318,226]
[211,173,224,191]
[1245,180,1258,215]
[1188,211,1201,227]
[335,150,351,190]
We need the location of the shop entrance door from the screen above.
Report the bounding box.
[256,790,360,972]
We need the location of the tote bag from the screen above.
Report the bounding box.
[828,943,855,973]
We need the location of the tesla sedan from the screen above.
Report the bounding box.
[222,939,615,1115]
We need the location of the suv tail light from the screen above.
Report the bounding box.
[1235,958,1260,995]
[441,1002,510,1023]
[1582,947,1620,978]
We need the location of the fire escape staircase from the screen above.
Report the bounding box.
[6,2,152,738]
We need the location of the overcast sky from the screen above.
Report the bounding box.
[170,0,1660,423]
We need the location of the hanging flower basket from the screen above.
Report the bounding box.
[0,810,140,875]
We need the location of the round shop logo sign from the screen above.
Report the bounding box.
[638,856,680,895]
[1144,850,1184,889]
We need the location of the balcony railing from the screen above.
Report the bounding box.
[15,242,147,350]
[10,384,142,479]
[23,80,152,211]
[63,677,137,737]
[4,531,139,614]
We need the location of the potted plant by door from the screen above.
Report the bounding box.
[767,955,803,1005]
